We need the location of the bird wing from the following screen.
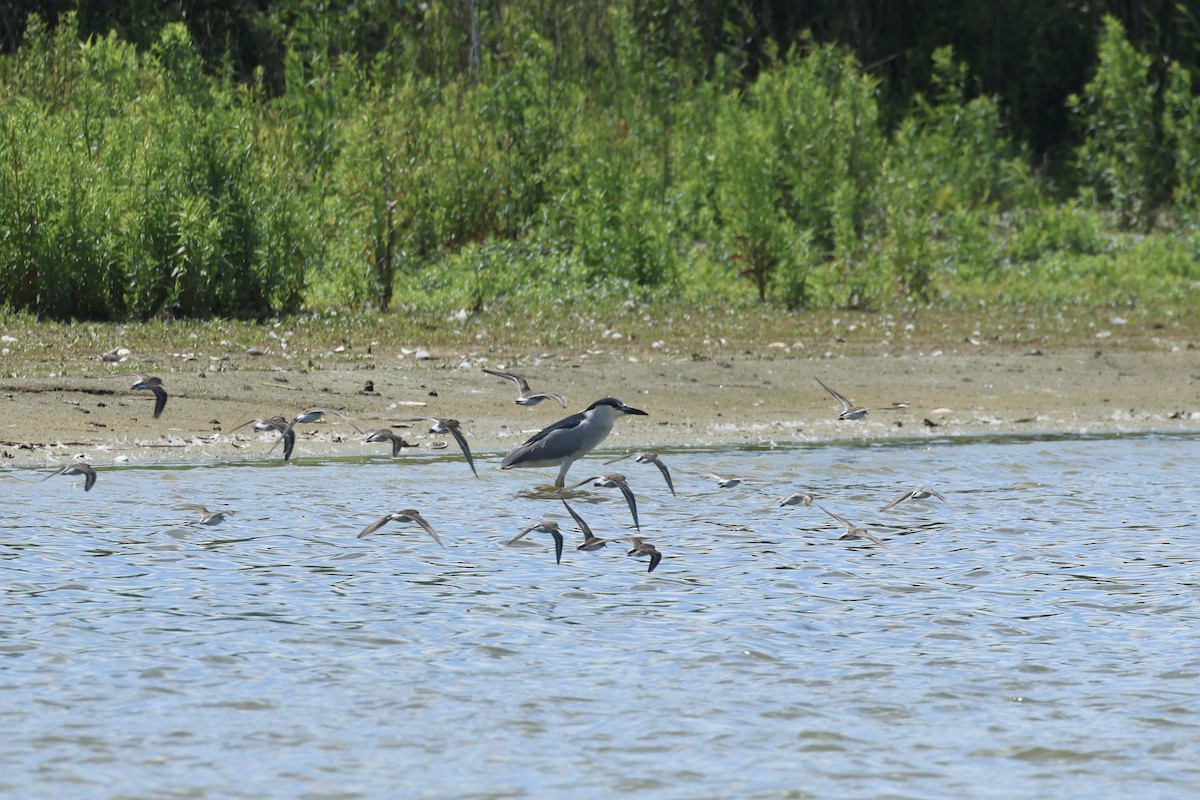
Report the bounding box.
[878,491,910,512]
[318,408,364,434]
[816,378,853,412]
[529,391,567,408]
[818,505,852,531]
[153,385,167,418]
[228,418,267,434]
[406,512,444,547]
[560,499,592,537]
[483,368,529,393]
[566,475,601,491]
[550,530,564,564]
[357,514,393,539]
[928,488,952,507]
[503,410,587,463]
[80,465,97,492]
[614,477,640,531]
[507,523,540,545]
[648,455,675,496]
[647,549,662,572]
[444,425,478,477]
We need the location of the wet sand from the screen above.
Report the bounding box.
[2,333,1197,469]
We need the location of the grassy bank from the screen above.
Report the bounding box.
[1,12,1198,321]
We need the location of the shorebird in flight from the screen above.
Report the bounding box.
[42,463,97,492]
[482,368,567,408]
[604,451,675,496]
[229,416,294,460]
[365,428,418,457]
[501,398,648,488]
[626,537,663,573]
[561,500,616,551]
[270,408,363,459]
[507,519,565,564]
[818,505,886,546]
[403,417,477,477]
[879,486,952,512]
[815,378,908,421]
[177,503,235,525]
[357,509,443,547]
[702,472,751,489]
[779,491,816,508]
[132,373,168,419]
[566,472,640,531]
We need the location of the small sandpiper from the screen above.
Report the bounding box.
[132,373,168,419]
[365,428,418,457]
[818,505,886,546]
[605,451,675,496]
[566,472,640,531]
[415,418,477,477]
[779,491,816,508]
[177,503,235,525]
[482,368,567,408]
[357,509,443,547]
[561,500,615,551]
[507,520,565,564]
[879,486,952,512]
[43,463,97,492]
[626,537,663,573]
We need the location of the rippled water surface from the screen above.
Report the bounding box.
[4,435,1200,798]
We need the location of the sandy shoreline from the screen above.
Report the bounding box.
[2,337,1197,470]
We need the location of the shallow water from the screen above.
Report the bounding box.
[4,434,1200,799]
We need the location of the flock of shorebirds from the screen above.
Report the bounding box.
[40,368,952,573]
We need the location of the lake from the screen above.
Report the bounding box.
[4,434,1199,798]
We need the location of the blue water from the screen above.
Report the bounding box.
[3,435,1199,799]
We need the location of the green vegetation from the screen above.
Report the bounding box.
[1,5,1198,322]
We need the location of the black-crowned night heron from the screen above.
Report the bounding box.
[500,397,648,488]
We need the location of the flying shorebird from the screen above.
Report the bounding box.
[357,508,443,547]
[229,416,295,460]
[561,499,616,551]
[482,368,567,408]
[818,505,886,546]
[815,378,908,421]
[626,537,662,573]
[566,472,640,531]
[176,503,234,525]
[42,463,97,492]
[702,472,751,489]
[815,378,869,420]
[879,486,952,512]
[604,451,675,496]
[270,408,364,458]
[365,428,418,457]
[779,491,816,508]
[506,519,565,564]
[282,407,364,436]
[403,417,477,477]
[501,398,648,488]
[131,373,168,419]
